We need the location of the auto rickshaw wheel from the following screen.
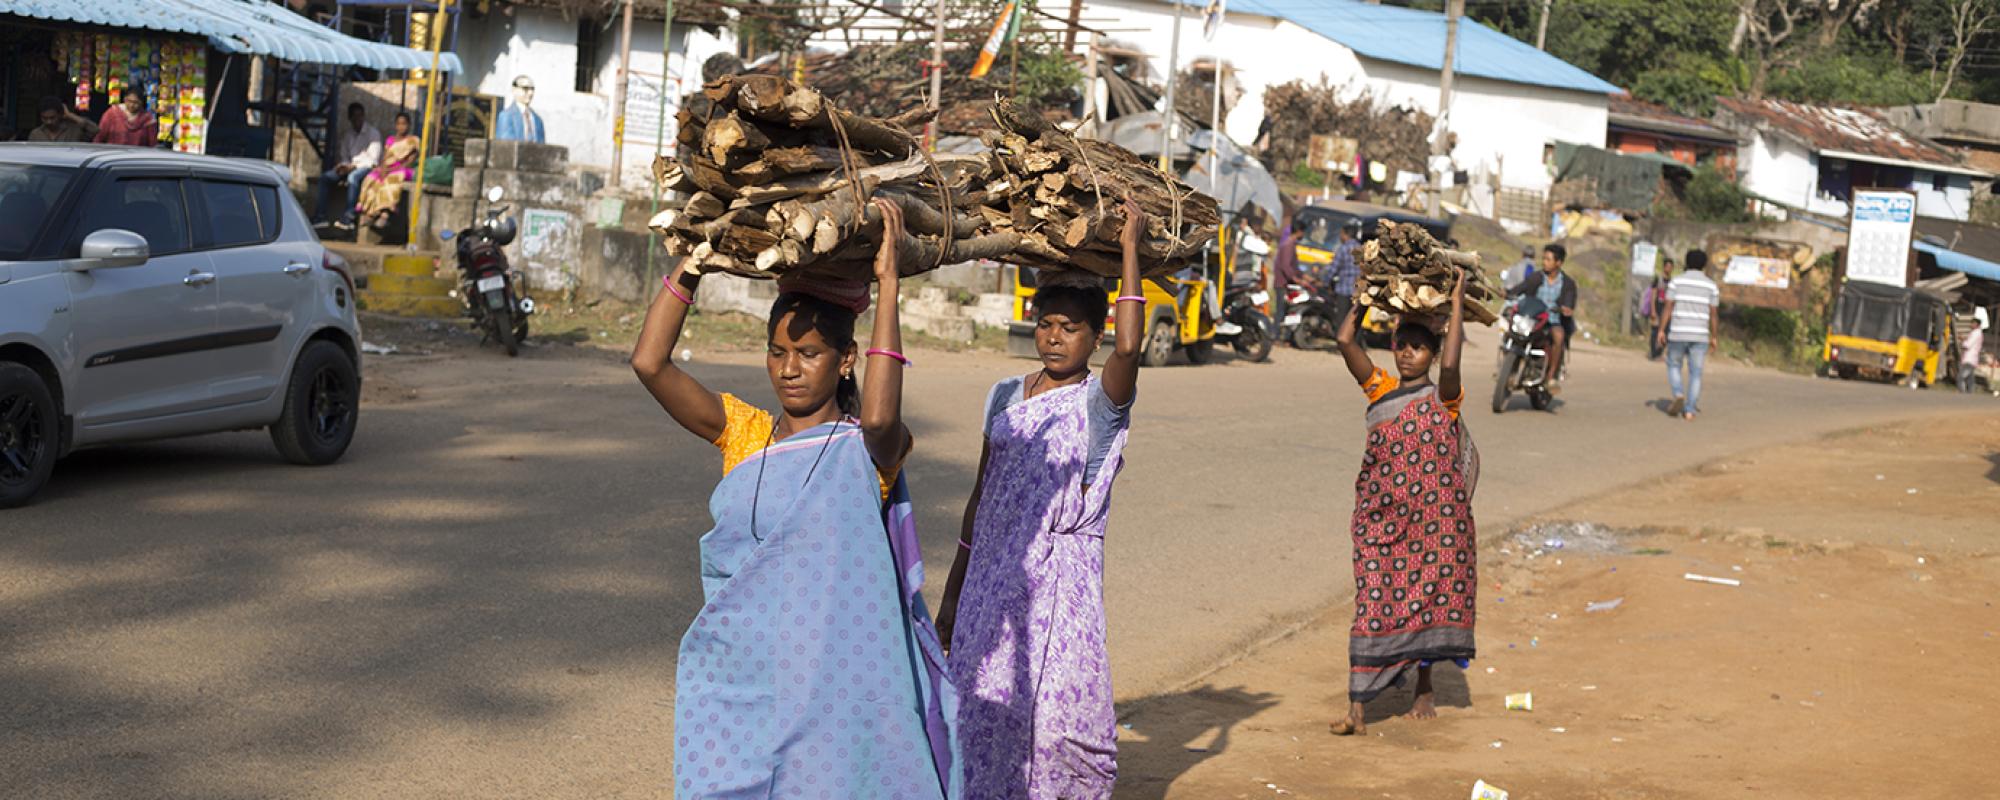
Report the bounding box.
[1143,320,1177,367]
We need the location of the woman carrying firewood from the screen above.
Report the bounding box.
[935,196,1147,799]
[631,198,958,798]
[1328,268,1480,736]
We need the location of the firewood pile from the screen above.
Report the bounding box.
[651,74,1218,282]
[746,42,1078,136]
[1356,221,1500,326]
[1259,79,1435,179]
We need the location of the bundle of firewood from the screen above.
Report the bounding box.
[650,74,1217,282]
[1355,221,1500,326]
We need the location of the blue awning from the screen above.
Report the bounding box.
[0,0,463,72]
[1915,241,2000,283]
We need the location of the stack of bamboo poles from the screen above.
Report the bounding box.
[650,74,1217,282]
[1355,220,1500,325]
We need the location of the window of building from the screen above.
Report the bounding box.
[576,17,601,93]
[1932,171,1949,192]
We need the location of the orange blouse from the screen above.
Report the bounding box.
[1361,367,1464,419]
[713,394,899,499]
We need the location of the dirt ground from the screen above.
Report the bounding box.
[1118,413,2000,799]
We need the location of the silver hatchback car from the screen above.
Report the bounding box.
[0,145,362,507]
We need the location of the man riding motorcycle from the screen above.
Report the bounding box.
[1508,243,1577,391]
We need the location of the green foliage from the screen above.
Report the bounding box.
[1290,161,1325,185]
[1680,166,1754,224]
[1012,47,1083,104]
[1631,53,1748,116]
[1764,50,1940,106]
[1386,0,2000,107]
[1632,70,1723,117]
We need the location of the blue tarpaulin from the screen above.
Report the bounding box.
[1916,241,2000,283]
[0,0,463,72]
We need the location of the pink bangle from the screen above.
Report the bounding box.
[958,538,972,550]
[663,274,693,305]
[1115,295,1146,304]
[867,347,912,366]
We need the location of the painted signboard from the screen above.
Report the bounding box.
[1847,190,1916,288]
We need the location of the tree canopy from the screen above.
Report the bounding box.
[1395,0,2000,115]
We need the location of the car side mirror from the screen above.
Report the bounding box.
[74,229,150,271]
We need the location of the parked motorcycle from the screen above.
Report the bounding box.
[1284,285,1342,350]
[443,186,533,357]
[1492,294,1565,413]
[1214,271,1277,363]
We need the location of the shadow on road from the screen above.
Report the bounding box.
[0,354,988,797]
[1113,684,1281,800]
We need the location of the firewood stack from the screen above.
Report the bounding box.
[1355,220,1500,326]
[650,74,1217,282]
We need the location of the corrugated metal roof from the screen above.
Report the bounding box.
[1217,0,1620,95]
[1716,96,1975,174]
[0,0,464,72]
[1607,96,1736,143]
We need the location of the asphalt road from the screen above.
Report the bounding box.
[2,324,1988,798]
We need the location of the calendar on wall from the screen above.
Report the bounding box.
[1846,190,1916,288]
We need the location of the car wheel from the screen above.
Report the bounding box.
[0,363,60,509]
[1142,319,1177,367]
[270,341,360,466]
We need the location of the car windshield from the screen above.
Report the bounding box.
[0,164,77,260]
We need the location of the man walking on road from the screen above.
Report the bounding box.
[1327,219,1363,324]
[1657,250,1719,420]
[1960,308,1988,394]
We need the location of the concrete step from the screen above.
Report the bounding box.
[367,273,455,296]
[323,242,421,277]
[358,291,461,318]
[382,254,445,278]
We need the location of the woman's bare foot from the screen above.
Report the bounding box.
[1404,665,1438,720]
[1329,701,1366,736]
[1406,692,1438,720]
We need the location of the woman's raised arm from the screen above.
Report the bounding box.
[631,265,726,441]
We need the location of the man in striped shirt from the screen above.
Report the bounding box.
[1656,249,1720,420]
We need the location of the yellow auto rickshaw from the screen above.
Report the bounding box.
[1823,280,1953,387]
[1006,264,1216,366]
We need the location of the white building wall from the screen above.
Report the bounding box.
[1050,0,1602,191]
[1738,129,1977,221]
[1357,60,1607,191]
[1912,170,1976,221]
[1738,132,1839,217]
[454,7,735,185]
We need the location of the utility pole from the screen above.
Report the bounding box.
[1535,0,1552,51]
[926,0,945,148]
[1428,0,1462,219]
[644,0,678,287]
[406,0,452,248]
[610,0,635,183]
[1208,59,1223,180]
[1161,0,1184,171]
